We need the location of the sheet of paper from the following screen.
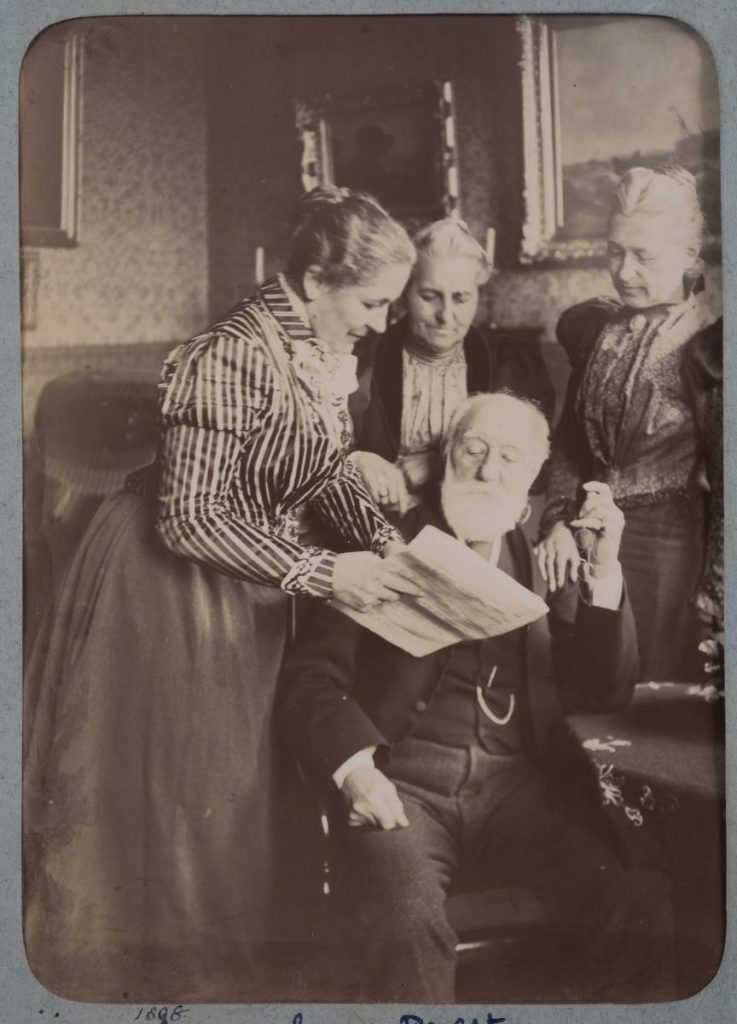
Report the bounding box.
[332,525,549,657]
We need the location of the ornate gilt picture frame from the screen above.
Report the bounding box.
[517,14,720,265]
[295,80,460,230]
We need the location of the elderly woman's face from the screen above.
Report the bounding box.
[304,262,411,355]
[607,213,697,308]
[405,255,481,355]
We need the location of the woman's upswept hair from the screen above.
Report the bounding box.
[285,186,415,291]
[413,218,490,284]
[610,165,706,256]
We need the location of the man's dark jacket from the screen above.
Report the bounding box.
[281,506,639,804]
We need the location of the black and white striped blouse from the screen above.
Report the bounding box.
[154,275,399,598]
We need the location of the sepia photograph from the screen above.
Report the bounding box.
[17,10,726,1015]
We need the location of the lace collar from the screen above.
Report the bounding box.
[260,274,358,399]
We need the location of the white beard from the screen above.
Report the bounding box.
[441,478,528,543]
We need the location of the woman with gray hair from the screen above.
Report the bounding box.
[537,165,722,680]
[347,217,555,524]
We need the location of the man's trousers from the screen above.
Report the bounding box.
[328,736,675,1003]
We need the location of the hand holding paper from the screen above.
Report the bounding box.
[332,526,548,657]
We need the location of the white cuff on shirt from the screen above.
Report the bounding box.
[332,746,377,789]
[587,562,624,610]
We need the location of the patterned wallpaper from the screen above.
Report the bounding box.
[21,19,209,353]
[205,17,723,343]
[22,15,723,438]
[205,16,528,319]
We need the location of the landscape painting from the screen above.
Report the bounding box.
[520,15,720,262]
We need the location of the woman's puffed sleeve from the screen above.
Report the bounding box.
[538,301,614,539]
[155,331,338,598]
[555,298,620,367]
[683,320,723,627]
[310,457,402,554]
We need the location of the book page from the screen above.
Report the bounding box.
[332,526,549,656]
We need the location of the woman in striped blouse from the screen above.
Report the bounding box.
[24,188,417,1001]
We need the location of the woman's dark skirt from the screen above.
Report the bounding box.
[23,491,314,1002]
[618,494,706,681]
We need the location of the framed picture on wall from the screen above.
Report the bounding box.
[517,14,721,264]
[20,26,82,248]
[295,81,459,230]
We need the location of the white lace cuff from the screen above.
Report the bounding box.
[281,547,336,598]
[332,747,377,789]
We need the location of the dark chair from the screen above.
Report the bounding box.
[304,797,546,1002]
[447,886,548,1001]
[447,886,543,960]
[25,370,159,649]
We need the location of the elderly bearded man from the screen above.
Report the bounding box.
[281,392,673,1003]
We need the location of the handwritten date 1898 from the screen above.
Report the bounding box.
[133,1008,189,1022]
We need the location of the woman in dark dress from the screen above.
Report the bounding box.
[23,187,417,1001]
[347,219,555,525]
[536,166,722,680]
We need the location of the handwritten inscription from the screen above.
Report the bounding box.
[292,1014,505,1024]
[134,1008,189,1022]
[400,1015,506,1024]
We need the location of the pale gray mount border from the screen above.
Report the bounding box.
[0,2,733,1023]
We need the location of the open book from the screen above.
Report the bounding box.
[332,525,549,657]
